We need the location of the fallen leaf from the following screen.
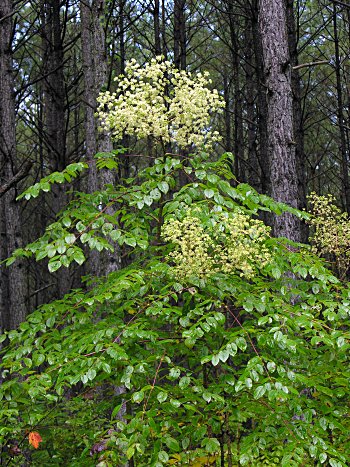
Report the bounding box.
[28,431,42,449]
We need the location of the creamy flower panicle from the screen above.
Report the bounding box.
[162,209,272,281]
[96,57,225,150]
[308,192,350,278]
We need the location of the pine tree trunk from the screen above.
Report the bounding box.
[118,0,126,75]
[0,0,27,329]
[223,71,232,154]
[81,0,98,194]
[251,1,270,196]
[81,0,120,276]
[174,0,186,70]
[161,0,168,59]
[153,0,161,55]
[227,2,243,179]
[41,0,71,297]
[244,14,261,191]
[258,0,301,241]
[332,4,350,213]
[286,0,307,242]
[41,0,66,172]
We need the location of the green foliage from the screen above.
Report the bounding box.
[16,162,88,201]
[0,152,349,465]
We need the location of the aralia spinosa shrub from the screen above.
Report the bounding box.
[0,60,349,466]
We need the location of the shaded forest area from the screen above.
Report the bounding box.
[2,0,350,328]
[0,0,350,465]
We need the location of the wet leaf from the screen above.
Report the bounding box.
[28,431,42,449]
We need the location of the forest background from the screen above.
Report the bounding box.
[1,0,350,465]
[2,0,350,329]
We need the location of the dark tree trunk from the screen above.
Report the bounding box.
[81,0,114,189]
[153,0,161,55]
[244,14,261,191]
[80,0,120,276]
[81,0,98,195]
[286,0,307,242]
[161,0,168,59]
[174,0,186,70]
[40,0,70,297]
[0,0,27,329]
[41,0,66,172]
[227,2,243,179]
[117,0,130,179]
[332,4,350,213]
[258,0,301,241]
[118,0,126,75]
[81,5,123,422]
[251,1,270,196]
[223,70,232,154]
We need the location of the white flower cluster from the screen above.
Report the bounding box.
[214,213,271,278]
[96,57,225,149]
[308,192,350,278]
[162,215,216,279]
[162,209,271,281]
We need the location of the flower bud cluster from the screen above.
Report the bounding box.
[162,209,271,281]
[162,215,216,279]
[308,192,350,278]
[96,57,225,149]
[213,213,271,278]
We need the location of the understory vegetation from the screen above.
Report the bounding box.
[1,60,349,466]
[1,151,349,466]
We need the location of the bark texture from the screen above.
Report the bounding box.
[0,0,27,329]
[227,2,243,179]
[244,14,261,191]
[259,0,301,241]
[41,0,66,172]
[40,0,70,298]
[81,0,120,276]
[286,0,307,242]
[251,1,270,196]
[332,4,350,213]
[174,0,186,70]
[153,0,161,55]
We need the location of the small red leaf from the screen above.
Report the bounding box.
[28,431,42,449]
